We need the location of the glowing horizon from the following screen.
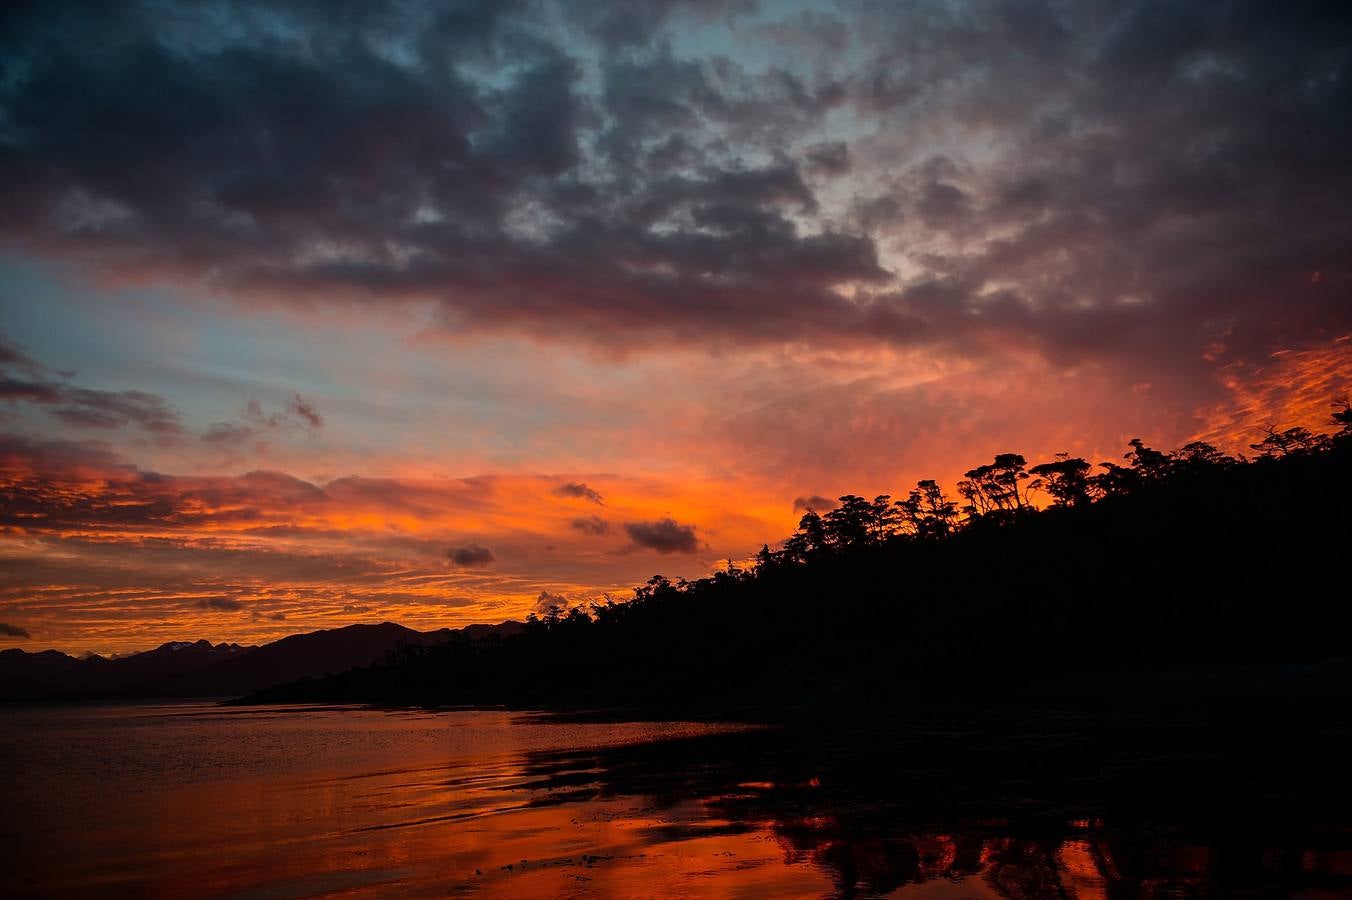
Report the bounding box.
[2,1,1350,655]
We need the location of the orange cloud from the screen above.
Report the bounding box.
[0,436,793,654]
[1191,336,1352,453]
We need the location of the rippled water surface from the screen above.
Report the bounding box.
[3,700,1351,897]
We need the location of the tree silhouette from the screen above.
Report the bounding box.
[1334,397,1352,435]
[824,495,876,548]
[1251,425,1332,458]
[897,479,961,539]
[634,574,673,602]
[1028,454,1093,508]
[1092,438,1174,495]
[1172,440,1232,469]
[245,396,1352,718]
[783,510,829,561]
[869,494,902,542]
[958,453,1031,520]
[1125,438,1172,479]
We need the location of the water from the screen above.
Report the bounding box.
[2,700,1351,897]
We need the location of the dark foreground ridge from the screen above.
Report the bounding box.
[243,404,1352,715]
[0,621,523,701]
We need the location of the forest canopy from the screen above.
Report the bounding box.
[245,399,1352,713]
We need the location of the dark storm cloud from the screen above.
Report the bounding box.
[554,481,604,504]
[289,395,323,430]
[192,597,243,612]
[840,1,1352,366]
[534,590,568,616]
[447,543,495,567]
[576,0,755,50]
[0,333,185,434]
[203,395,324,446]
[803,141,850,177]
[50,388,183,433]
[624,517,700,554]
[0,336,44,372]
[792,495,836,514]
[201,422,256,445]
[0,375,63,404]
[570,514,610,535]
[0,1,1348,373]
[0,623,31,638]
[0,0,882,348]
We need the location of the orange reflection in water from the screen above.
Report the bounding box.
[17,760,1138,899]
[5,703,1352,899]
[4,704,828,898]
[144,780,830,897]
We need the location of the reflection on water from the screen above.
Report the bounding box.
[2,701,1351,897]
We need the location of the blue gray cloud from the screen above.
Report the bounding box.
[0,0,1347,377]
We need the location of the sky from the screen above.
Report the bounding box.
[1,0,1350,655]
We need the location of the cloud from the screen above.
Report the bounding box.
[289,395,323,430]
[793,495,837,514]
[3,0,1350,653]
[624,517,700,554]
[0,435,332,532]
[448,543,496,567]
[570,514,610,535]
[803,141,850,177]
[534,590,568,616]
[0,2,890,352]
[0,333,184,434]
[192,597,243,612]
[203,395,323,445]
[50,388,183,433]
[554,482,604,504]
[0,334,64,403]
[201,422,256,445]
[0,335,46,373]
[1,0,1342,384]
[0,432,794,655]
[0,623,31,638]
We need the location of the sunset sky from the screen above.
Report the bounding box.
[2,0,1349,655]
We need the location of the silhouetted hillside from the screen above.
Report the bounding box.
[244,406,1352,714]
[1,621,522,701]
[0,647,94,698]
[161,623,437,698]
[0,639,252,701]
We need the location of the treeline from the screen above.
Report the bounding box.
[757,415,1351,565]
[245,402,1352,713]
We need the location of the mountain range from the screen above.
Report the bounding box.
[0,620,522,702]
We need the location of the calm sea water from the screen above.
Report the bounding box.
[2,700,1350,898]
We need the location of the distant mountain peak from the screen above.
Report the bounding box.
[1,619,523,701]
[150,639,253,655]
